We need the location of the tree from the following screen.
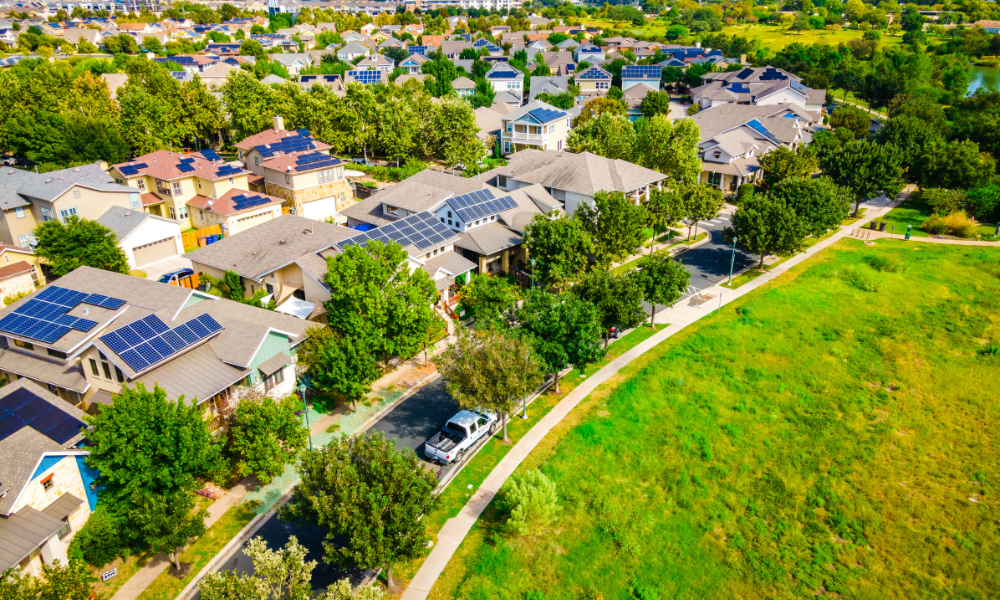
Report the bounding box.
[634,116,702,188]
[633,253,690,327]
[523,213,593,290]
[512,290,605,391]
[34,216,129,277]
[461,273,520,322]
[566,112,635,160]
[758,145,818,190]
[724,194,808,269]
[572,270,645,348]
[297,326,380,410]
[199,537,318,600]
[0,559,103,600]
[142,36,162,53]
[83,384,222,560]
[437,327,545,441]
[571,96,626,128]
[575,191,648,269]
[324,240,437,362]
[917,139,996,191]
[819,139,905,215]
[222,70,276,142]
[132,490,207,571]
[239,39,266,61]
[228,392,309,484]
[829,104,870,138]
[638,89,672,118]
[769,177,852,236]
[498,469,560,537]
[428,95,486,170]
[280,432,437,591]
[680,184,724,240]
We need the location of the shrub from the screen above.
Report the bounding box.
[965,184,1000,222]
[920,188,965,215]
[68,507,126,566]
[2,289,30,307]
[863,254,905,273]
[923,214,948,235]
[499,469,560,536]
[841,267,880,292]
[924,211,979,238]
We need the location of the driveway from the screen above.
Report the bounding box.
[140,254,193,282]
[205,377,461,595]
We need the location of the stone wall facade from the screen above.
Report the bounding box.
[264,180,354,215]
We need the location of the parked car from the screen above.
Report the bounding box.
[424,409,497,464]
[351,157,375,166]
[608,326,620,339]
[159,268,194,285]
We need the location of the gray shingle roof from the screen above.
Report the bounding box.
[0,350,89,392]
[0,164,135,210]
[454,222,523,256]
[0,379,89,516]
[421,250,476,277]
[341,170,487,222]
[0,506,65,571]
[528,76,569,102]
[491,150,665,197]
[97,205,153,242]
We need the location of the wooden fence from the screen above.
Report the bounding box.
[181,225,223,251]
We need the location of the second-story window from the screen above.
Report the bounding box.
[157,179,170,195]
[172,182,183,196]
[285,174,290,184]
[99,352,112,380]
[135,178,146,191]
[14,339,33,351]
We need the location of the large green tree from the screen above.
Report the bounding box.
[438,326,545,440]
[819,139,905,215]
[227,392,308,484]
[575,190,649,269]
[634,116,702,188]
[523,213,594,290]
[34,216,129,277]
[680,184,724,240]
[297,326,380,410]
[769,177,852,236]
[323,240,437,362]
[917,139,996,191]
[132,490,208,571]
[461,273,521,322]
[633,253,690,327]
[199,537,321,600]
[642,188,684,253]
[724,194,808,268]
[829,104,871,139]
[428,95,486,170]
[281,432,437,591]
[566,112,637,160]
[572,270,645,348]
[0,559,102,600]
[758,145,819,190]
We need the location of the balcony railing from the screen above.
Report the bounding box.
[510,132,545,142]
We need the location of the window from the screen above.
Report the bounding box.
[597,81,609,90]
[169,207,177,219]
[115,178,124,185]
[2,254,7,264]
[135,178,146,191]
[708,172,722,186]
[503,140,511,153]
[254,156,260,166]
[73,190,81,199]
[102,361,112,380]
[47,349,67,359]
[713,151,721,159]
[115,366,124,383]
[229,177,234,185]
[40,207,54,222]
[41,475,53,492]
[15,339,33,350]
[17,233,35,248]
[177,206,189,220]
[197,179,202,189]
[497,175,507,187]
[506,122,513,132]
[89,359,100,377]
[60,207,78,221]
[130,193,142,209]
[156,179,170,195]
[14,207,24,219]
[336,167,343,179]
[264,366,285,391]
[285,174,290,184]
[172,181,182,196]
[57,518,71,540]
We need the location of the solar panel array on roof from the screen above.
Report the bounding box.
[735,67,755,80]
[99,313,222,373]
[255,134,316,158]
[746,119,777,141]
[487,66,521,79]
[0,286,124,344]
[338,212,455,252]
[348,70,384,85]
[180,157,194,164]
[199,149,222,162]
[446,189,518,222]
[295,152,329,165]
[473,38,490,47]
[295,128,311,136]
[118,162,149,177]
[177,163,195,173]
[730,83,750,94]
[529,107,567,123]
[759,67,788,81]
[295,158,342,172]
[0,387,86,444]
[215,165,243,177]
[622,65,661,79]
[576,66,610,80]
[231,194,274,211]
[408,46,428,56]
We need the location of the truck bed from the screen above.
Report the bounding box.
[426,429,462,453]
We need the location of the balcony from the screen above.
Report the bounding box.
[510,131,545,142]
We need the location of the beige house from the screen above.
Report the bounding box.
[187,189,284,235]
[0,381,95,578]
[236,117,333,181]
[108,150,251,230]
[575,65,612,104]
[262,153,352,221]
[0,245,45,297]
[500,100,571,156]
[0,164,143,250]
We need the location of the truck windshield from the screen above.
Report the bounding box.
[445,421,468,438]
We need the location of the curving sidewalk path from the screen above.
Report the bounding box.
[400,193,911,600]
[847,227,1000,245]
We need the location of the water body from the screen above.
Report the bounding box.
[967,64,1000,95]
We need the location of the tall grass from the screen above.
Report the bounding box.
[433,240,1000,600]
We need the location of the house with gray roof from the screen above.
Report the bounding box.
[97,205,183,270]
[486,149,666,215]
[337,41,371,62]
[268,53,314,76]
[528,75,569,103]
[0,164,142,250]
[694,66,826,112]
[0,265,312,416]
[0,380,96,577]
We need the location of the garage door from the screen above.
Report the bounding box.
[132,237,178,267]
[302,196,342,221]
[235,210,274,233]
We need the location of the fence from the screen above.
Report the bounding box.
[181,225,223,251]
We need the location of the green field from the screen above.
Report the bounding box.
[432,239,1000,600]
[878,195,1000,240]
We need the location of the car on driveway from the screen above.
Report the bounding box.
[424,410,497,464]
[158,268,194,285]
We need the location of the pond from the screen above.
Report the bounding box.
[967,64,1000,95]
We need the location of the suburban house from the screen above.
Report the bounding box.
[690,103,817,194]
[108,150,250,230]
[975,19,1000,33]
[345,70,389,85]
[0,164,143,250]
[340,169,560,280]
[153,54,217,74]
[96,206,184,271]
[487,149,666,215]
[485,63,523,96]
[621,65,661,91]
[452,76,477,98]
[542,51,577,77]
[187,189,285,236]
[187,215,357,322]
[528,75,569,103]
[693,66,826,113]
[261,152,352,220]
[623,83,658,121]
[0,380,97,578]
[575,65,612,104]
[62,27,102,49]
[0,266,311,419]
[299,74,345,93]
[0,245,44,301]
[269,53,313,76]
[440,40,473,59]
[237,118,332,178]
[500,101,571,156]
[337,41,371,61]
[398,52,428,74]
[575,44,605,64]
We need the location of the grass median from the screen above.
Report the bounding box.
[432,239,1000,600]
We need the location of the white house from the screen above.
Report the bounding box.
[96,205,183,270]
[485,63,523,95]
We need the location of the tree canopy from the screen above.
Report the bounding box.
[34,216,130,277]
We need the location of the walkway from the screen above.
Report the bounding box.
[400,193,908,600]
[848,227,1000,245]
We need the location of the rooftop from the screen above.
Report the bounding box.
[489,150,665,197]
[0,164,135,211]
[111,150,244,182]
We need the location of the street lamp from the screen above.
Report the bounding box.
[727,237,738,286]
[530,258,535,289]
[521,395,528,420]
[299,382,312,451]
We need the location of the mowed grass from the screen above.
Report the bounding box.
[719,24,906,51]
[880,195,1000,240]
[432,239,1000,600]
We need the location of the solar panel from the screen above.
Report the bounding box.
[408,45,428,56]
[0,387,36,412]
[622,65,661,79]
[348,70,383,85]
[295,152,328,165]
[338,211,456,252]
[14,397,52,421]
[46,418,85,444]
[178,163,195,173]
[0,387,86,444]
[119,166,138,176]
[0,288,125,344]
[529,108,567,123]
[295,158,342,172]
[295,128,312,136]
[99,312,224,373]
[199,149,222,161]
[0,414,26,442]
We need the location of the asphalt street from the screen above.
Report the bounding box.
[673,214,758,297]
[204,378,460,595]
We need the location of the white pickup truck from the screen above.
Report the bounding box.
[424,410,498,464]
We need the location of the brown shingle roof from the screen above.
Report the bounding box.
[0,260,34,280]
[236,128,332,152]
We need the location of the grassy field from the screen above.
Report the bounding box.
[879,195,1000,240]
[431,239,1000,600]
[718,24,905,51]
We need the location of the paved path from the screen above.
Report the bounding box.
[848,227,1000,245]
[400,193,908,600]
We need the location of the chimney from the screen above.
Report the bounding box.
[740,53,747,65]
[273,115,285,131]
[695,41,701,49]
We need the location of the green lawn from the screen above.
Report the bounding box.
[879,195,999,240]
[718,24,906,51]
[432,239,1000,600]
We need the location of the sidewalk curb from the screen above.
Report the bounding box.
[172,370,441,600]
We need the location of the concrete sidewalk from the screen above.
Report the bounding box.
[400,193,907,600]
[848,227,1000,245]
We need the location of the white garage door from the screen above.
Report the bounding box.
[302,196,341,221]
[132,237,178,267]
[235,210,274,233]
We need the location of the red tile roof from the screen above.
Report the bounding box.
[260,153,343,174]
[0,260,35,281]
[140,192,162,206]
[186,188,284,216]
[235,128,332,152]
